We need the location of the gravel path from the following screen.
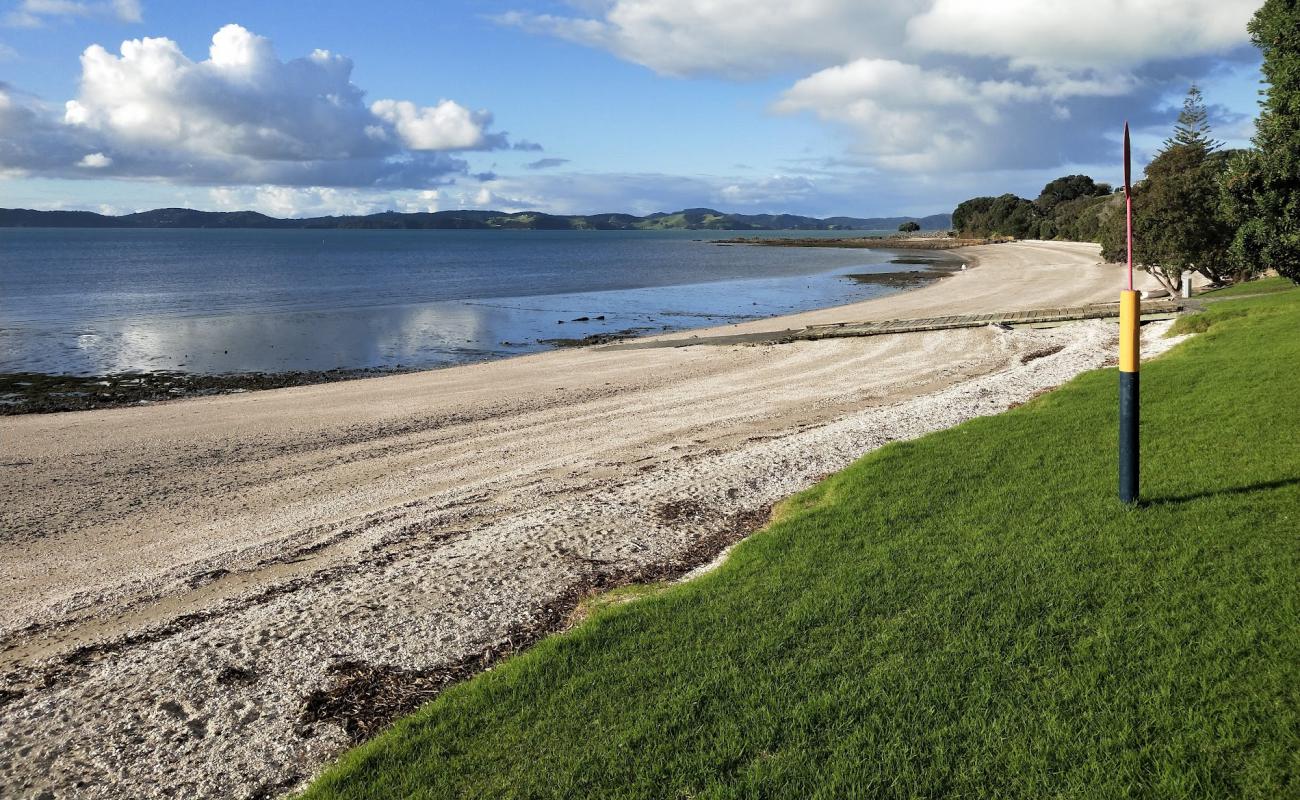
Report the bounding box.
[0,241,1178,798]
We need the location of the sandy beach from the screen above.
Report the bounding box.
[0,240,1174,798]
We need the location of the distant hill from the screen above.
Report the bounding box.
[0,207,952,232]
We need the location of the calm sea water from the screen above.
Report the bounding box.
[0,228,937,375]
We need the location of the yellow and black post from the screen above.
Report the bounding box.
[1119,122,1140,504]
[1119,289,1139,503]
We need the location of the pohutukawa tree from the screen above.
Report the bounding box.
[1221,0,1300,284]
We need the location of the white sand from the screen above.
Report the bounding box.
[0,241,1179,798]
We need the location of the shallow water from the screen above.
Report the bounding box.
[0,228,939,375]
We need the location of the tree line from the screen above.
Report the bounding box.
[952,0,1299,292]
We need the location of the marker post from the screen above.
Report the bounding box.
[1119,123,1140,504]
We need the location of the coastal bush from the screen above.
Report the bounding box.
[1034,174,1111,215]
[952,177,1118,243]
[1100,87,1241,292]
[952,193,1038,238]
[1221,0,1300,284]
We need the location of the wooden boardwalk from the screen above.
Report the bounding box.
[793,299,1187,341]
[605,298,1189,351]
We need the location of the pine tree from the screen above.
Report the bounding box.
[1102,86,1235,292]
[1222,0,1300,283]
[1167,85,1222,153]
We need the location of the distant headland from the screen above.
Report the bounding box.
[0,206,951,232]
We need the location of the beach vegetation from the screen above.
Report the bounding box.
[897,220,921,232]
[301,286,1300,800]
[951,193,1039,239]
[1034,174,1112,214]
[1100,87,1241,293]
[1220,0,1300,284]
[953,179,1114,243]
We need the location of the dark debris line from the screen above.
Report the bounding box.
[296,504,771,744]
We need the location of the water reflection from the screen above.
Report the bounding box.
[0,230,951,375]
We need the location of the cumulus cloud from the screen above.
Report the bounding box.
[0,23,509,187]
[503,0,1258,78]
[503,0,1260,173]
[77,150,110,167]
[4,0,141,28]
[907,0,1256,71]
[774,58,1138,171]
[370,98,502,150]
[497,1,913,79]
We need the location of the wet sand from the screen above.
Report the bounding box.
[0,241,1170,798]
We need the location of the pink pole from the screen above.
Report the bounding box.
[1124,122,1133,291]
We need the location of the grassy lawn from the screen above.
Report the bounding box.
[1201,275,1296,297]
[303,288,1300,800]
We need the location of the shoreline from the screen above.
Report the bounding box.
[1,241,1165,799]
[714,234,999,249]
[0,249,965,416]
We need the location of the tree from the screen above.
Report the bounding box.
[898,220,921,232]
[1100,86,1235,292]
[1167,85,1221,152]
[1052,192,1120,243]
[1221,0,1300,283]
[952,176,1120,243]
[1034,174,1110,214]
[952,193,1038,238]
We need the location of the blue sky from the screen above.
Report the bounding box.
[0,0,1268,218]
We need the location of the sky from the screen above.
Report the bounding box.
[0,0,1269,219]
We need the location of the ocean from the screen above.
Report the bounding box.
[0,227,941,376]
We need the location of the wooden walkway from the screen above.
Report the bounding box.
[793,299,1187,341]
[605,298,1189,351]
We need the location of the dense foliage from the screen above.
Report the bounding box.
[953,179,1114,241]
[953,83,1283,291]
[898,220,921,232]
[951,193,1040,238]
[1035,174,1112,214]
[1221,0,1300,283]
[1100,88,1242,292]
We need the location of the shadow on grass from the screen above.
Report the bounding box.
[1140,477,1300,507]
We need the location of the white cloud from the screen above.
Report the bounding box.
[77,150,110,167]
[502,0,1258,174]
[0,42,17,60]
[370,98,492,151]
[502,0,1258,78]
[773,58,1139,170]
[718,175,815,206]
[907,0,1257,71]
[0,24,511,187]
[3,0,141,27]
[497,1,913,78]
[208,185,443,217]
[473,171,826,216]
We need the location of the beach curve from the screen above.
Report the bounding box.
[0,240,1167,798]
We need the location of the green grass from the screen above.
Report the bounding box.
[1201,275,1298,297]
[1172,279,1299,335]
[303,291,1300,800]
